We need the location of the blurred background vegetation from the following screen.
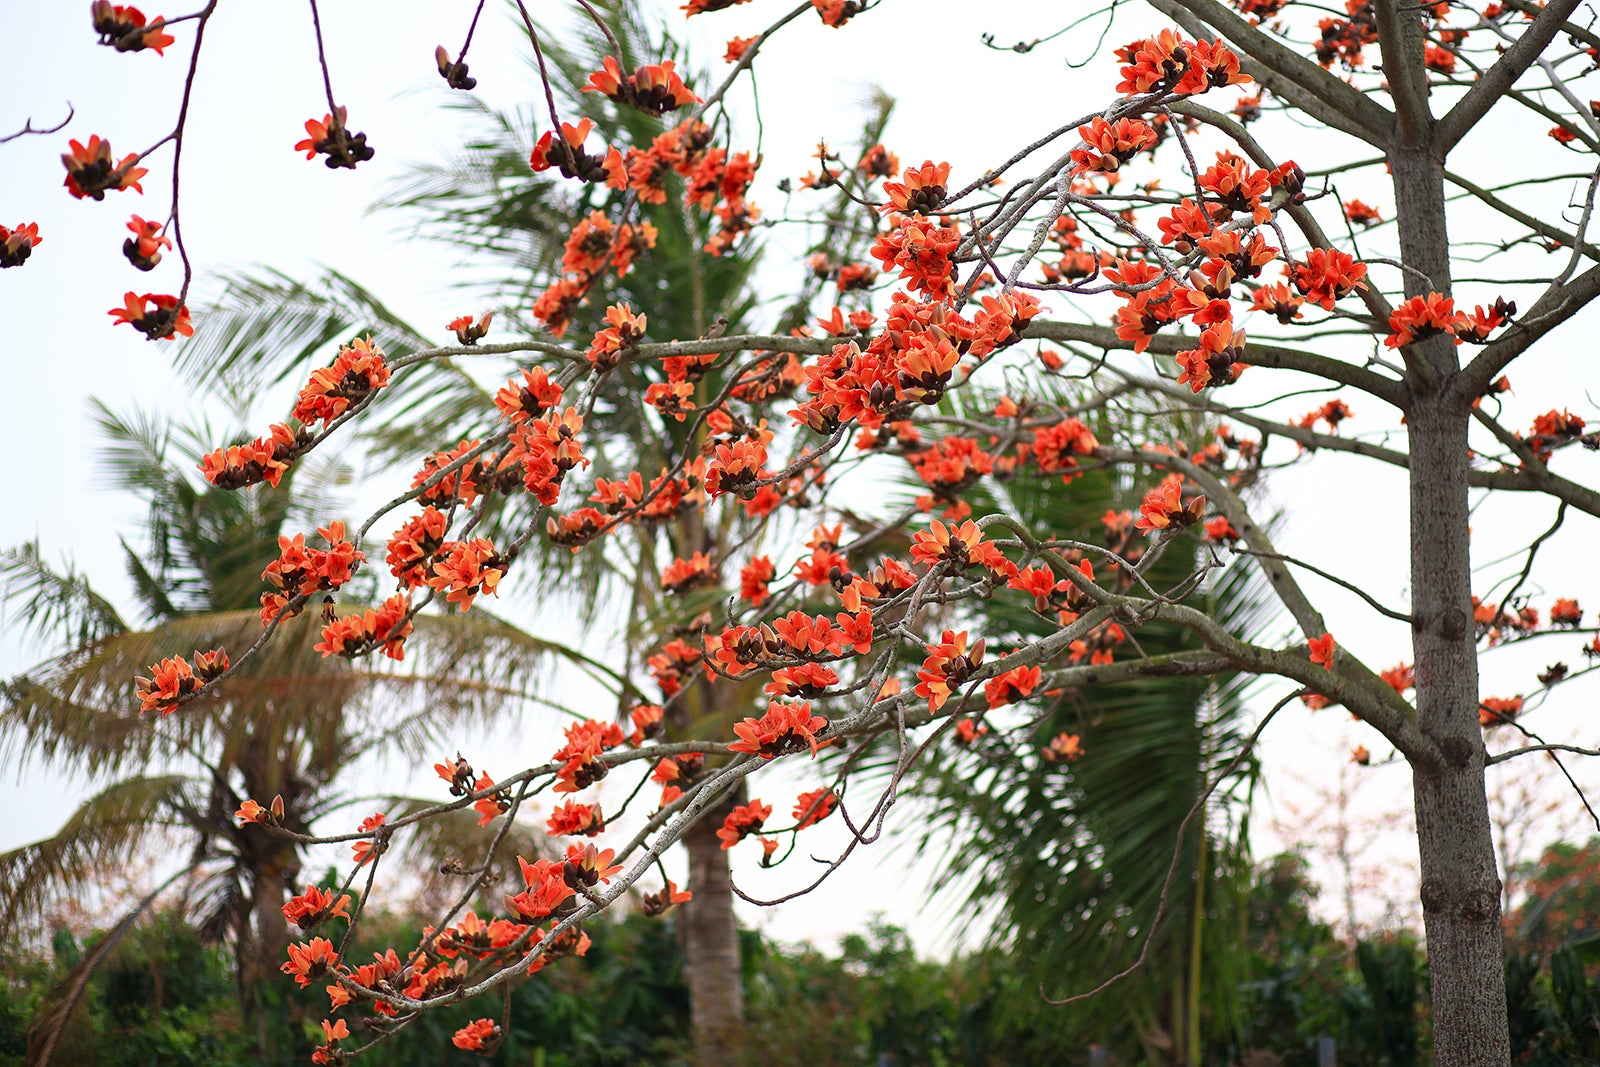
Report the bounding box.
[3,837,1596,1066]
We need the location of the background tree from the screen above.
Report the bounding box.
[0,406,569,1064]
[884,403,1275,1063]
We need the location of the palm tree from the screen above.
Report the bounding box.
[866,387,1279,1064]
[0,403,584,1065]
[168,3,893,1058]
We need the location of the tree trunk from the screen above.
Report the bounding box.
[1382,38,1512,1049]
[242,860,291,1063]
[1407,400,1510,1067]
[681,814,745,1066]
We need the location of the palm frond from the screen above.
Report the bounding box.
[175,267,431,401]
[87,398,301,617]
[831,375,1281,1049]
[0,543,128,657]
[120,537,178,622]
[86,398,186,495]
[0,775,191,936]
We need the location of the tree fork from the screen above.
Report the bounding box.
[1381,14,1513,1054]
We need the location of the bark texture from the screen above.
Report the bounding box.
[681,815,744,1066]
[1384,42,1512,1058]
[1407,401,1510,1067]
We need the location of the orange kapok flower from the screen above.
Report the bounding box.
[793,788,838,829]
[583,56,701,114]
[1479,695,1524,727]
[1041,732,1084,762]
[1344,199,1382,226]
[294,107,374,169]
[0,222,42,269]
[1292,248,1368,311]
[1134,474,1205,532]
[136,654,201,715]
[546,799,605,837]
[508,856,578,921]
[452,1019,503,1053]
[435,753,475,796]
[955,717,989,744]
[1380,662,1415,693]
[282,885,352,930]
[882,160,951,215]
[661,551,716,595]
[292,336,391,426]
[716,799,772,849]
[1385,292,1466,349]
[427,537,506,612]
[495,366,564,422]
[587,302,648,367]
[281,937,339,988]
[683,0,754,14]
[983,664,1042,709]
[350,812,386,866]
[563,842,623,887]
[109,292,193,340]
[1174,320,1246,393]
[909,519,1013,576]
[739,555,776,606]
[235,797,279,825]
[123,214,171,271]
[1071,116,1158,176]
[200,423,310,492]
[530,118,625,186]
[91,3,176,53]
[642,880,693,917]
[730,700,830,759]
[858,143,900,177]
[1308,632,1336,669]
[63,135,148,199]
[448,311,493,345]
[315,594,413,661]
[914,630,986,712]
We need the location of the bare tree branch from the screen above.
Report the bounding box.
[1437,0,1585,153]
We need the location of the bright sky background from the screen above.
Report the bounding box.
[4,0,1598,958]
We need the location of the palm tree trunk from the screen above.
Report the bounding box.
[681,814,744,1065]
[242,861,291,1063]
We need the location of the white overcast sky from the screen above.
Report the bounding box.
[3,0,1598,954]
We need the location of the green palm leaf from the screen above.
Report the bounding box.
[0,544,128,657]
[840,373,1282,1055]
[0,774,190,935]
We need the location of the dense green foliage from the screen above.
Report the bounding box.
[7,841,1597,1066]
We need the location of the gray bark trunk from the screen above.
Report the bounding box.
[1408,401,1510,1067]
[1390,125,1511,1065]
[681,815,745,1066]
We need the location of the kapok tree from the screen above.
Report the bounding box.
[16,0,1600,1064]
